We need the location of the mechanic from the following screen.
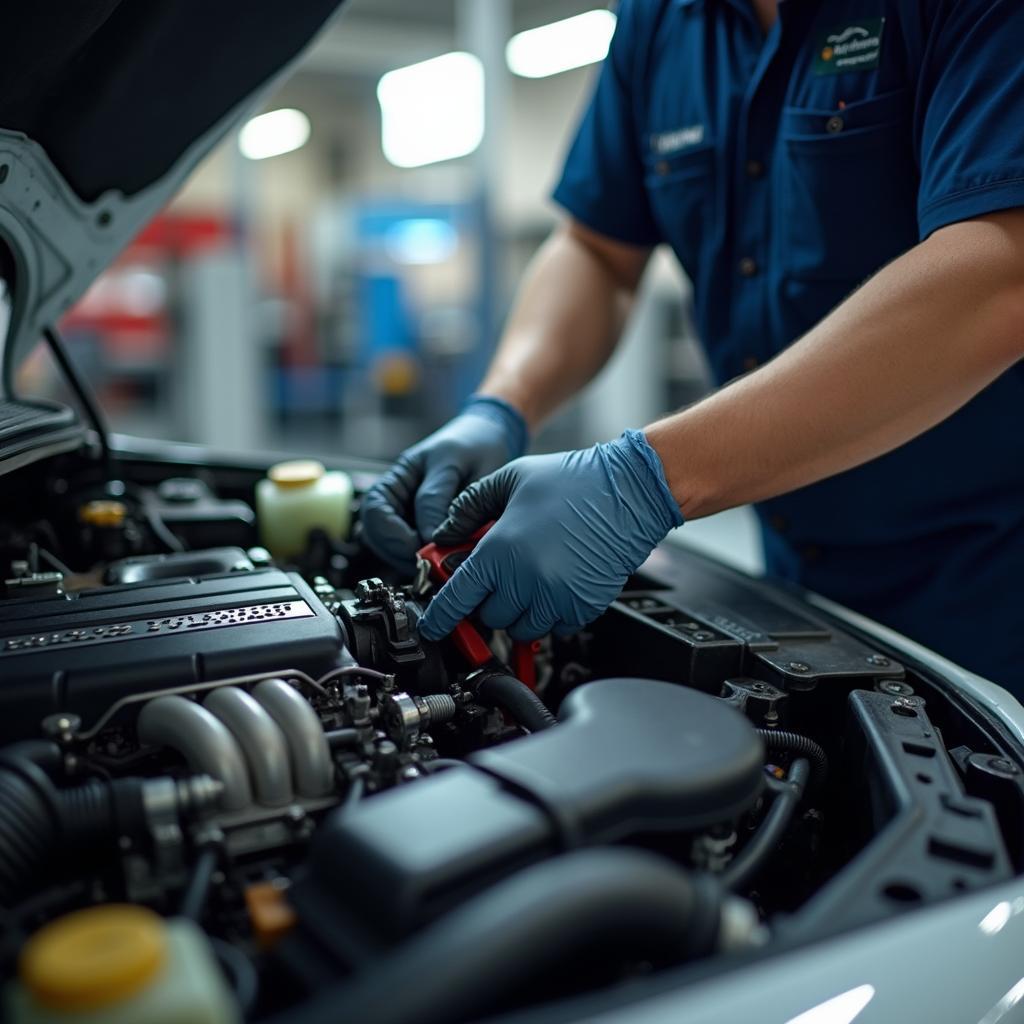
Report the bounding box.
[362,0,1024,690]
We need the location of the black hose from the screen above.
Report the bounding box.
[268,848,722,1024]
[476,672,557,732]
[324,728,361,750]
[142,499,186,554]
[181,846,220,921]
[0,741,63,776]
[0,756,62,906]
[59,779,120,849]
[210,937,260,1016]
[721,758,810,891]
[0,746,148,906]
[342,776,366,810]
[757,729,827,785]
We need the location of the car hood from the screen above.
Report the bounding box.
[0,0,344,398]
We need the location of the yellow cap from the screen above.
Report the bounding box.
[268,459,325,489]
[78,499,127,528]
[20,904,168,1011]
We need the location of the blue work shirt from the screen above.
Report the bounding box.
[553,0,1024,688]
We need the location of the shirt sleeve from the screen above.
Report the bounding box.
[551,0,662,247]
[916,0,1024,239]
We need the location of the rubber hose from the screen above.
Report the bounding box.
[269,848,721,1024]
[0,762,60,905]
[476,673,557,732]
[181,845,220,921]
[757,729,827,785]
[1,741,63,776]
[721,758,810,891]
[59,779,118,849]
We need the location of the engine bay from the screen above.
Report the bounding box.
[2,448,1023,1024]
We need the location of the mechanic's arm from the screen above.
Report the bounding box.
[477,220,651,431]
[360,219,649,569]
[418,210,1024,642]
[646,210,1024,519]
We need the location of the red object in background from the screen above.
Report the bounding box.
[62,212,232,340]
[417,525,540,689]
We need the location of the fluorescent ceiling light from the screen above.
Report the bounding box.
[506,9,617,79]
[377,52,484,168]
[239,108,311,160]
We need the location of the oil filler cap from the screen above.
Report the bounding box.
[19,904,168,1011]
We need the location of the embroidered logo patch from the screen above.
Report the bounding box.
[813,18,884,75]
[650,124,705,155]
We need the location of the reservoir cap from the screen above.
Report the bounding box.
[268,459,325,490]
[20,904,168,1011]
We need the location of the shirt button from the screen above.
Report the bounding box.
[825,115,845,134]
[745,159,764,178]
[655,159,670,175]
[742,355,760,371]
[738,256,759,277]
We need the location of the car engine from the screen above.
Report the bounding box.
[1,451,1022,1024]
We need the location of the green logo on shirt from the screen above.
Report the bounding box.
[813,18,885,75]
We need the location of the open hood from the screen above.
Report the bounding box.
[0,0,345,468]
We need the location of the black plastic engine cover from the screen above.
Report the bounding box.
[470,678,765,843]
[0,567,344,739]
[293,678,763,955]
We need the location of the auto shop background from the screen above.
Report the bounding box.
[13,0,762,573]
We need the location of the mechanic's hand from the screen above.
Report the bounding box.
[361,396,529,571]
[418,430,683,642]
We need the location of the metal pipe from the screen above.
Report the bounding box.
[137,696,252,810]
[205,687,294,807]
[252,679,334,797]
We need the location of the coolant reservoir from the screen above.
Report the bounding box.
[8,905,238,1024]
[256,459,354,560]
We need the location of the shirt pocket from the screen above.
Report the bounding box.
[643,143,716,276]
[776,88,918,284]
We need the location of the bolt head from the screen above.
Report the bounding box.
[788,661,810,673]
[988,757,1019,776]
[878,680,913,697]
[867,654,891,667]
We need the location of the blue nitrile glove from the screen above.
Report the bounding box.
[361,396,529,571]
[418,429,684,643]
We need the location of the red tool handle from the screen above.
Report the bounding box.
[417,525,539,688]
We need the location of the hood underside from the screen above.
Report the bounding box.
[0,0,344,401]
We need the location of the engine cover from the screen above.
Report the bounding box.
[0,567,345,740]
[293,678,765,949]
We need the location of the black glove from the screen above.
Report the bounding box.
[360,396,529,571]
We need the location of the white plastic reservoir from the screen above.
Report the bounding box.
[255,459,354,560]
